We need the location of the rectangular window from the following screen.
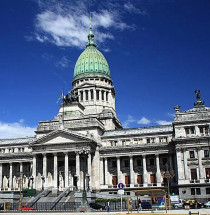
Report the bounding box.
[196,188,201,195]
[189,151,195,158]
[112,176,117,185]
[199,126,209,135]
[206,168,210,179]
[206,188,210,194]
[90,90,94,100]
[124,160,129,167]
[147,138,150,144]
[191,188,195,195]
[159,137,167,143]
[150,174,156,184]
[80,91,83,101]
[151,138,155,143]
[204,150,209,158]
[191,169,197,180]
[85,90,88,100]
[96,90,99,100]
[137,175,143,184]
[102,91,104,100]
[106,92,109,101]
[185,126,195,135]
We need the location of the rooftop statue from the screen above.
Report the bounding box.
[195,90,201,102]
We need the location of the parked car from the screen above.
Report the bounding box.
[0,204,3,210]
[18,205,34,211]
[141,201,152,209]
[184,200,203,209]
[204,201,210,208]
[89,203,106,211]
[173,199,185,208]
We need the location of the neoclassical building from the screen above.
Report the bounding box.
[0,26,210,202]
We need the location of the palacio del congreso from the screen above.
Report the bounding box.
[0,26,210,206]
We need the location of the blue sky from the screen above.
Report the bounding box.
[0,0,210,138]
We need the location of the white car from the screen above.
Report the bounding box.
[204,201,210,208]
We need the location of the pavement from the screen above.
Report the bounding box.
[1,208,210,215]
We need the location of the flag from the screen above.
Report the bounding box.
[57,90,64,103]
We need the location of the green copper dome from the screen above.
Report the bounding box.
[74,26,111,81]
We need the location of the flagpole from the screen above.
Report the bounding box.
[62,89,64,128]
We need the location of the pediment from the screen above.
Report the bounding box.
[30,129,95,146]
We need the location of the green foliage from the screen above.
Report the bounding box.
[95,198,127,203]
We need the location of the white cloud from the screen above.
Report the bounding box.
[137,117,151,125]
[56,56,71,68]
[0,120,36,138]
[124,2,147,15]
[156,120,172,125]
[122,115,136,128]
[35,3,130,48]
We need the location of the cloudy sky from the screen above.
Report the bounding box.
[1,0,210,137]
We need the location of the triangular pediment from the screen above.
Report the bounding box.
[30,129,95,146]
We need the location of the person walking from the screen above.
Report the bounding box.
[107,201,110,212]
[138,199,142,211]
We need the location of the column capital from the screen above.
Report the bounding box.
[142,154,146,158]
[42,153,47,157]
[64,152,69,156]
[129,155,133,158]
[116,156,120,159]
[155,154,159,158]
[53,152,57,156]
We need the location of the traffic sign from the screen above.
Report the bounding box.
[118,182,125,189]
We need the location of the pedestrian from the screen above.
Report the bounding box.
[138,199,142,211]
[107,201,110,212]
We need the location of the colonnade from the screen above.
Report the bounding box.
[32,151,92,191]
[100,154,174,188]
[0,162,32,190]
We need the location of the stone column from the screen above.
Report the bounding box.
[117,156,121,184]
[65,153,69,187]
[176,149,185,184]
[76,152,80,189]
[183,150,188,180]
[87,152,92,189]
[20,162,23,174]
[53,153,58,188]
[142,155,148,187]
[0,163,2,189]
[43,154,47,179]
[156,154,161,186]
[99,157,104,185]
[198,149,204,182]
[9,163,12,189]
[104,158,108,185]
[129,156,134,187]
[32,155,36,189]
[88,90,91,101]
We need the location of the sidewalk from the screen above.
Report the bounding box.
[2,208,210,215]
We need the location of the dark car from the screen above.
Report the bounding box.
[89,203,106,210]
[141,201,152,209]
[0,204,3,210]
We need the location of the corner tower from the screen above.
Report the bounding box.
[71,25,116,117]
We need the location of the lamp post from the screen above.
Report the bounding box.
[17,172,23,212]
[161,163,175,210]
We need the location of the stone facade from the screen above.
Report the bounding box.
[0,27,209,202]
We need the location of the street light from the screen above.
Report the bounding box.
[161,163,175,210]
[17,172,23,212]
